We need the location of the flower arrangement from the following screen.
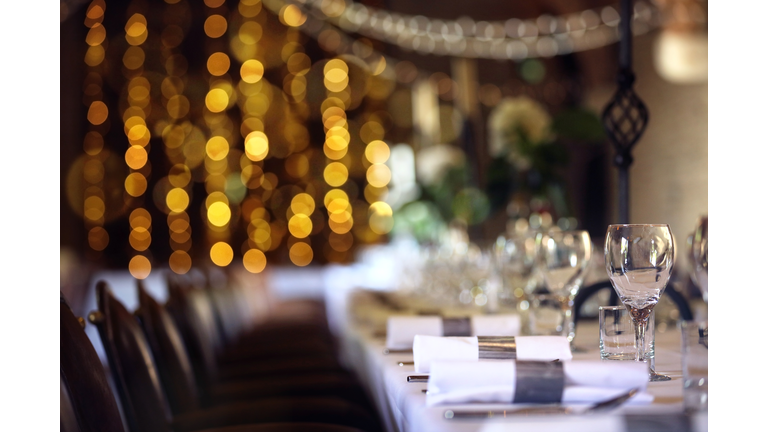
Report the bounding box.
[485,96,604,218]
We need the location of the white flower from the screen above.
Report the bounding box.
[415,144,465,186]
[487,97,552,166]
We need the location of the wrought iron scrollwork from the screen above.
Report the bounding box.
[602,0,649,223]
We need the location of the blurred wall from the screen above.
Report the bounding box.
[586,32,708,275]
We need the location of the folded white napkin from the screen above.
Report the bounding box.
[413,335,572,373]
[426,360,651,406]
[385,315,522,349]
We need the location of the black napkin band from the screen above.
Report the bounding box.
[513,361,565,404]
[442,317,472,336]
[477,336,517,359]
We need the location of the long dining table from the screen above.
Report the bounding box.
[336,295,708,432]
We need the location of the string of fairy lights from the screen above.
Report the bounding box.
[75,0,678,278]
[82,0,109,256]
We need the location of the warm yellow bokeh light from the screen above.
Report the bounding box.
[205,88,229,112]
[328,217,353,234]
[204,0,226,7]
[323,162,348,187]
[327,198,350,215]
[206,136,229,161]
[122,46,145,69]
[323,143,348,160]
[288,214,313,238]
[324,59,348,75]
[289,242,313,266]
[125,145,148,170]
[369,201,393,216]
[87,101,108,125]
[125,14,147,37]
[291,193,315,216]
[169,250,192,274]
[243,249,267,273]
[127,124,150,147]
[280,4,306,27]
[207,201,232,227]
[130,209,152,230]
[204,15,227,38]
[84,196,105,221]
[124,172,148,197]
[167,95,190,119]
[129,227,151,251]
[168,164,192,188]
[88,227,109,251]
[207,52,230,76]
[86,24,106,46]
[210,242,234,267]
[325,134,348,152]
[324,189,348,207]
[128,255,152,279]
[365,140,390,163]
[366,164,392,188]
[166,188,190,212]
[240,59,264,83]
[168,218,189,233]
[205,191,229,208]
[238,21,263,44]
[244,131,269,161]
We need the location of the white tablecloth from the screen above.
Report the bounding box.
[339,316,707,432]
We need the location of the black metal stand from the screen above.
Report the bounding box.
[602,0,649,224]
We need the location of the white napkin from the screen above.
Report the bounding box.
[413,335,572,373]
[385,315,522,349]
[426,360,651,406]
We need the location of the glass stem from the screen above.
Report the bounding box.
[561,295,576,344]
[634,316,648,362]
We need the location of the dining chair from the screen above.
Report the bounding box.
[59,288,370,432]
[90,281,382,432]
[164,276,347,397]
[137,280,371,407]
[60,293,126,432]
[573,280,694,325]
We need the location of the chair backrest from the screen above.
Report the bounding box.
[60,294,126,432]
[90,281,172,432]
[165,274,221,397]
[135,280,201,415]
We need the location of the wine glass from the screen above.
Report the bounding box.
[492,231,538,309]
[536,230,592,345]
[605,224,674,381]
[691,216,708,303]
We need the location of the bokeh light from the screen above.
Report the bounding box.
[128,255,152,279]
[169,250,192,274]
[289,242,313,266]
[288,214,312,238]
[166,188,190,212]
[243,249,267,273]
[210,241,234,266]
[207,201,232,227]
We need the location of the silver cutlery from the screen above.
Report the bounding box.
[443,387,640,419]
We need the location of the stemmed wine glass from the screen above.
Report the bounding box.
[691,216,708,303]
[536,230,592,346]
[605,224,674,381]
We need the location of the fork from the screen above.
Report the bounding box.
[444,387,640,419]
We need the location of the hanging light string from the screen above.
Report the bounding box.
[122,7,155,280]
[267,0,663,60]
[83,0,109,256]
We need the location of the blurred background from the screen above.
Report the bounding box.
[60,0,707,297]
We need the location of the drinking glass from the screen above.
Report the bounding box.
[604,224,674,381]
[536,230,592,345]
[492,231,538,308]
[691,216,708,302]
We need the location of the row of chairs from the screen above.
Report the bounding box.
[61,271,383,432]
